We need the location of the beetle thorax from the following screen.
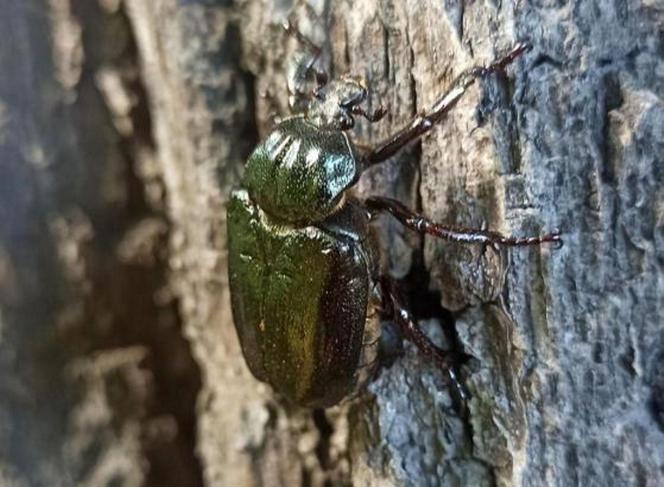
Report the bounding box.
[241,117,359,224]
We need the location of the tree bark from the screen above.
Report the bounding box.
[1,0,662,486]
[0,1,201,485]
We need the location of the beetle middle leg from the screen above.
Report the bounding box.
[366,196,562,249]
[380,276,469,415]
[363,42,532,166]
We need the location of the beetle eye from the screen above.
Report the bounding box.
[339,89,364,108]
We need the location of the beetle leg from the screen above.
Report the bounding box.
[283,18,329,110]
[366,196,562,248]
[364,42,532,165]
[380,276,469,414]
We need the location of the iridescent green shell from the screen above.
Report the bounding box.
[227,189,379,407]
[242,117,359,224]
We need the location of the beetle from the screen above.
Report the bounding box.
[227,24,560,409]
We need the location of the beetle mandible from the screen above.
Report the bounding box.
[227,21,561,408]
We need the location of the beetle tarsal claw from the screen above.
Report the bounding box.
[551,233,564,249]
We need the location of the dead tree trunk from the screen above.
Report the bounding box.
[1,0,662,486]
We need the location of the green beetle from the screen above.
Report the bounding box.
[227,40,560,408]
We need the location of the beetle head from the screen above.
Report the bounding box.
[306,76,386,131]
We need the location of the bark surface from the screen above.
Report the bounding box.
[1,0,662,486]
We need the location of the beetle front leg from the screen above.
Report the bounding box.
[283,18,329,111]
[366,196,561,249]
[364,42,531,165]
[380,276,469,415]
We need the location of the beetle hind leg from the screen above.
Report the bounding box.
[380,276,469,416]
